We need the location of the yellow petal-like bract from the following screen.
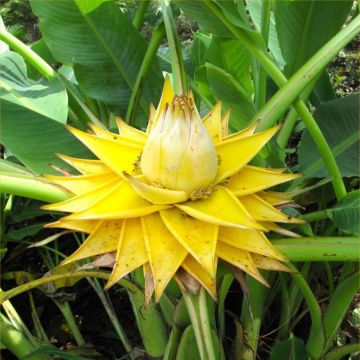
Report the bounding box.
[45,78,302,301]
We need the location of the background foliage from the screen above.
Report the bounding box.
[0,0,359,359]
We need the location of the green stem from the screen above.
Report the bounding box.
[132,0,150,30]
[255,0,271,109]
[126,22,165,125]
[288,263,311,318]
[0,271,138,304]
[160,0,187,94]
[0,172,71,203]
[28,292,49,342]
[0,313,43,360]
[88,278,132,353]
[324,343,360,360]
[276,77,318,148]
[286,263,325,358]
[301,209,329,222]
[198,287,217,360]
[287,101,346,200]
[181,288,218,360]
[1,293,37,345]
[273,237,359,262]
[181,290,206,359]
[277,274,291,339]
[53,300,85,346]
[0,29,56,81]
[127,289,168,357]
[203,1,359,201]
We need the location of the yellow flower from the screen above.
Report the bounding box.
[43,77,303,301]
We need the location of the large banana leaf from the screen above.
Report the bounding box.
[0,51,89,175]
[245,0,285,68]
[205,64,255,130]
[206,36,253,95]
[176,0,265,50]
[0,51,67,123]
[274,0,353,75]
[30,0,163,116]
[298,94,359,178]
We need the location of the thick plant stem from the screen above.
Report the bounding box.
[0,172,71,203]
[0,29,56,81]
[255,0,271,109]
[203,0,360,201]
[126,22,165,125]
[1,294,37,345]
[286,263,324,358]
[0,313,42,360]
[276,78,318,148]
[160,0,187,94]
[132,0,150,30]
[300,209,329,222]
[273,237,359,262]
[181,287,218,360]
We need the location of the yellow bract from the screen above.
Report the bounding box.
[45,77,303,301]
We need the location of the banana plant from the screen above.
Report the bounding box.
[0,1,359,359]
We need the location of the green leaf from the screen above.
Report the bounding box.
[205,63,256,130]
[328,190,360,237]
[30,0,163,115]
[173,296,191,328]
[127,288,168,357]
[274,0,353,76]
[323,271,360,353]
[163,327,181,360]
[176,0,265,50]
[206,36,253,95]
[298,94,359,178]
[191,33,211,68]
[22,344,90,360]
[0,52,90,174]
[310,70,336,107]
[245,0,286,68]
[175,1,233,37]
[0,51,67,123]
[6,224,45,241]
[176,326,201,360]
[271,333,309,360]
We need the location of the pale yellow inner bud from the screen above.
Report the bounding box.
[140,95,218,195]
